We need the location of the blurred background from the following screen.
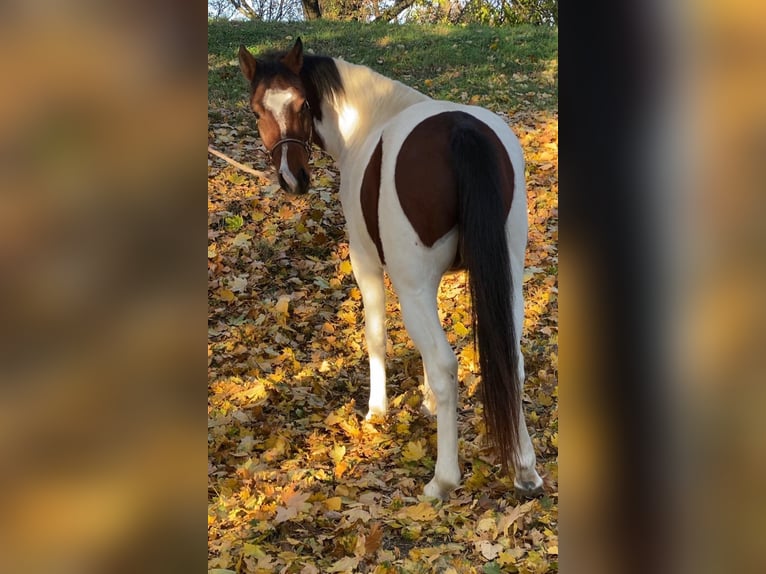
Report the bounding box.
[0,0,763,572]
[560,0,766,572]
[0,1,208,572]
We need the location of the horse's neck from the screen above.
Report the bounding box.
[320,59,429,161]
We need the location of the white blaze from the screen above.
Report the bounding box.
[263,88,299,190]
[263,88,295,134]
[279,144,298,189]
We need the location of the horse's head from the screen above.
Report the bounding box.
[238,38,312,195]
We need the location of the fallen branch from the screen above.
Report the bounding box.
[208,145,269,179]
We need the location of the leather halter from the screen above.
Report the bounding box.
[269,137,313,161]
[268,102,314,161]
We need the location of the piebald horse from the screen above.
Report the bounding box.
[238,38,543,500]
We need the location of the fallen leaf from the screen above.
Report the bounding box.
[329,444,346,464]
[397,501,437,522]
[365,522,384,555]
[498,500,535,536]
[274,488,311,524]
[229,275,248,293]
[478,541,503,560]
[339,260,353,275]
[328,555,360,572]
[274,294,291,318]
[401,439,427,463]
[232,232,252,248]
[453,321,469,337]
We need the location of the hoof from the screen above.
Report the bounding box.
[514,480,545,499]
[365,408,386,422]
[423,480,448,501]
[424,476,459,501]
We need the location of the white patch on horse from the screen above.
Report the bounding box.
[279,144,298,189]
[338,103,359,142]
[264,89,300,190]
[263,88,295,134]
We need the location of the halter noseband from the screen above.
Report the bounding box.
[269,137,313,161]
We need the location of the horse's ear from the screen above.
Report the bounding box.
[282,37,304,75]
[238,45,257,83]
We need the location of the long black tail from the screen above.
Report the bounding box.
[450,117,520,472]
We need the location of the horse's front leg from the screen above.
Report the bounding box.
[349,247,387,419]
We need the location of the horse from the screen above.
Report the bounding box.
[238,38,544,500]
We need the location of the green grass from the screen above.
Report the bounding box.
[208,20,557,113]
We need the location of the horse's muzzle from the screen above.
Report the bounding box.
[279,167,310,195]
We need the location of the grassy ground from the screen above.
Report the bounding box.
[208,20,557,111]
[208,20,558,574]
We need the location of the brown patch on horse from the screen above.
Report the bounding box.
[361,138,385,265]
[394,112,514,268]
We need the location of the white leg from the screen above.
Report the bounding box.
[396,284,461,499]
[511,280,544,496]
[349,248,388,419]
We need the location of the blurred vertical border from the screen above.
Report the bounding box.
[560,0,766,573]
[0,1,208,572]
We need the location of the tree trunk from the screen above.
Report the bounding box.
[301,0,322,20]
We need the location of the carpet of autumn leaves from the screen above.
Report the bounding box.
[208,48,558,574]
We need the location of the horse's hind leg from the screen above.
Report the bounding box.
[511,277,545,497]
[349,246,388,419]
[395,282,461,499]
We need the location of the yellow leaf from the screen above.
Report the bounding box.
[274,294,291,317]
[338,310,356,325]
[334,459,349,479]
[498,550,518,566]
[401,440,427,463]
[339,260,353,275]
[397,501,437,522]
[453,321,469,337]
[476,516,497,534]
[328,556,361,573]
[325,496,342,511]
[215,288,236,302]
[208,244,217,258]
[243,543,265,558]
[325,411,342,426]
[330,444,346,464]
